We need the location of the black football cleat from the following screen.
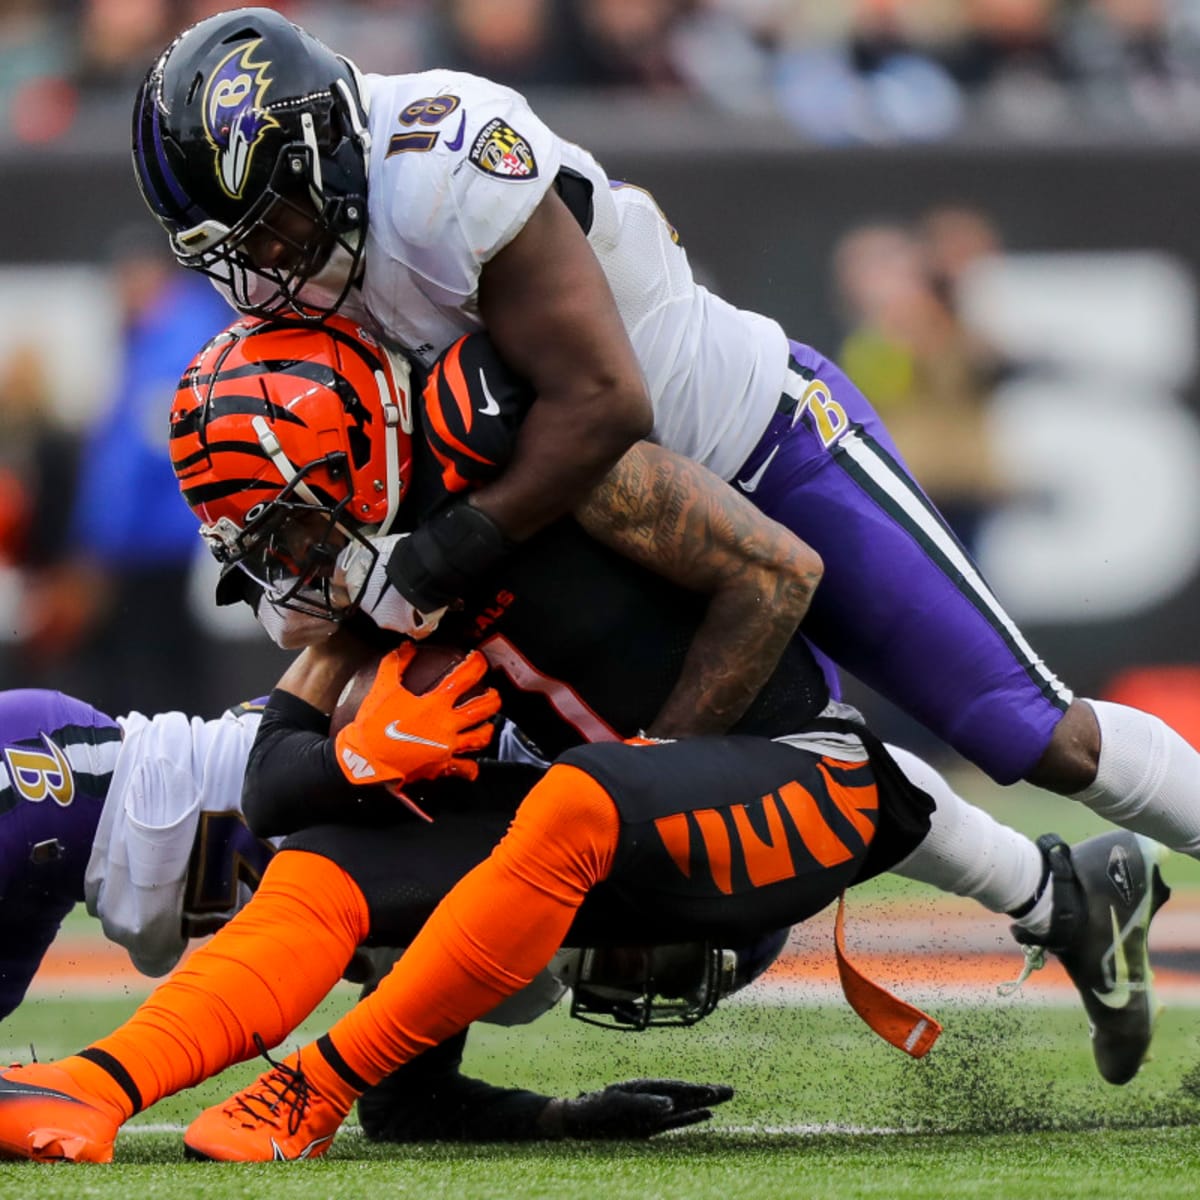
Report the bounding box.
[1012,831,1171,1085]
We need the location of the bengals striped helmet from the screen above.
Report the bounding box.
[170,314,413,617]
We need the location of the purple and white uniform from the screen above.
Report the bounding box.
[0,690,120,1019]
[319,69,1071,784]
[728,345,1071,783]
[0,690,268,1020]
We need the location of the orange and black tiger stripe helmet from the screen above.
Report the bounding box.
[170,314,412,606]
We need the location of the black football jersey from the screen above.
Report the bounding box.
[409,335,830,760]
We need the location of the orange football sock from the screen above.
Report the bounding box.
[54,850,369,1121]
[305,764,620,1105]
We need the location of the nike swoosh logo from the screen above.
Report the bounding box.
[1092,899,1147,1010]
[477,369,501,416]
[271,1134,333,1160]
[445,112,466,152]
[736,445,780,494]
[384,723,448,750]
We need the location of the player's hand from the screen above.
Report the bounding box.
[335,534,446,638]
[334,642,500,787]
[543,1079,735,1139]
[255,591,336,649]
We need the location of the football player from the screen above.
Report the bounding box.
[0,320,1166,1162]
[0,686,267,1014]
[0,682,744,1142]
[131,8,1200,889]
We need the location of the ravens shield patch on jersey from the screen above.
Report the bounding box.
[468,118,538,179]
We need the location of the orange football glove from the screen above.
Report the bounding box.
[335,643,501,790]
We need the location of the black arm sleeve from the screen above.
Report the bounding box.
[241,689,402,838]
[356,1028,553,1143]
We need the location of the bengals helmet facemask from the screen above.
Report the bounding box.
[171,315,412,620]
[133,7,370,321]
[554,929,791,1030]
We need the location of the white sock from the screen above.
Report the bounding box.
[1073,699,1200,858]
[887,745,1051,934]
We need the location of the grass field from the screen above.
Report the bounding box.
[1,775,1198,1198]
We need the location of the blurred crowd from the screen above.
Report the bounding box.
[3,0,1200,145]
[0,0,1187,722]
[0,230,284,717]
[832,204,1016,556]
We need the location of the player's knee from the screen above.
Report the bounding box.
[1023,699,1101,795]
[517,763,618,837]
[503,764,620,886]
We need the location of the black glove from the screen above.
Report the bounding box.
[541,1079,735,1140]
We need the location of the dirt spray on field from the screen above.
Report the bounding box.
[890,1007,1200,1133]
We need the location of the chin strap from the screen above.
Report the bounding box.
[373,351,413,538]
[299,111,324,210]
[334,65,372,156]
[251,417,326,510]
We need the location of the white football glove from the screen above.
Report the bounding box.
[335,534,446,639]
[255,592,337,649]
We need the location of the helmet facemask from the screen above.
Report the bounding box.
[557,928,791,1030]
[172,315,413,626]
[172,110,367,322]
[201,452,380,621]
[562,944,737,1030]
[133,8,371,322]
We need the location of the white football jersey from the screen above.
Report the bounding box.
[83,704,268,977]
[349,70,788,481]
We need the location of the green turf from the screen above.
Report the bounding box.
[4,769,1198,1196]
[3,995,1200,1198]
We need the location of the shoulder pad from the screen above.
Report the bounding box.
[419,334,533,495]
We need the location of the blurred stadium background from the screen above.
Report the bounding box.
[3,0,1200,1007]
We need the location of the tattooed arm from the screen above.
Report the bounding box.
[572,442,823,737]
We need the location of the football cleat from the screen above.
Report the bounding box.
[0,1062,121,1163]
[184,1041,343,1162]
[1011,831,1171,1085]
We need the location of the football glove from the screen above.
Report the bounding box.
[334,642,500,788]
[336,534,446,638]
[255,591,337,649]
[543,1079,735,1139]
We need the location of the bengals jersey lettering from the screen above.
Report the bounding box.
[340,70,786,482]
[411,335,830,760]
